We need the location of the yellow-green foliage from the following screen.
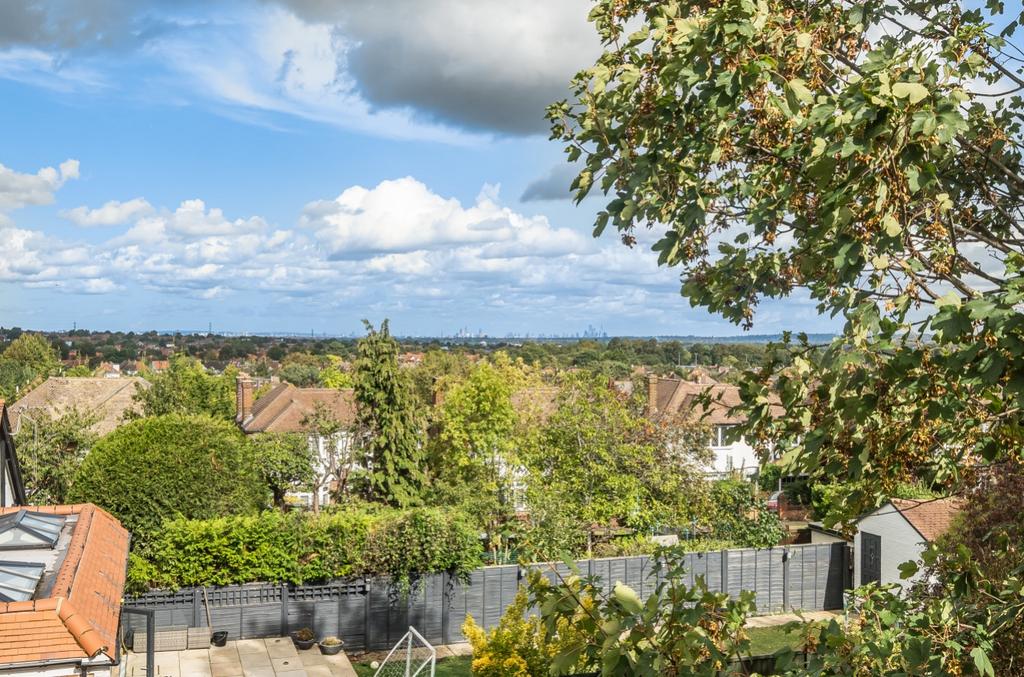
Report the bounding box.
[463,588,586,677]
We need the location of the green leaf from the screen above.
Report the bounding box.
[787,78,814,104]
[892,82,929,104]
[898,560,919,579]
[613,582,643,614]
[882,214,901,237]
[971,647,995,677]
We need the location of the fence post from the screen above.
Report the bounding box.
[193,588,202,627]
[441,570,450,646]
[720,549,729,598]
[280,584,289,637]
[782,548,790,612]
[363,578,371,650]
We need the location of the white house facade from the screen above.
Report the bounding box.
[854,498,962,591]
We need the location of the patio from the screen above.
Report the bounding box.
[124,637,358,677]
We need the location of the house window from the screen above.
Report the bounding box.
[711,425,734,448]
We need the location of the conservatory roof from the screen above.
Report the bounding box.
[0,509,65,550]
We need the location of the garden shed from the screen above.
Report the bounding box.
[854,498,962,590]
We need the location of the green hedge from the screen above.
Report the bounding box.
[127,506,482,593]
[69,414,267,546]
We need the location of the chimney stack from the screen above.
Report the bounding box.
[647,374,659,417]
[236,373,253,423]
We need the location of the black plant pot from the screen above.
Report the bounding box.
[319,642,344,656]
[291,633,317,650]
[211,631,228,647]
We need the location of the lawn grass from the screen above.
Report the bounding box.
[746,623,814,655]
[353,655,472,677]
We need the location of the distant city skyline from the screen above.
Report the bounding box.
[0,1,840,337]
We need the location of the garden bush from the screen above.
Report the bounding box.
[463,588,589,677]
[127,505,483,592]
[363,508,482,588]
[69,414,267,545]
[707,479,785,548]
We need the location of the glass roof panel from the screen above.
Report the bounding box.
[0,510,65,549]
[0,561,44,602]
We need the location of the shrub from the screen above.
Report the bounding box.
[363,508,482,588]
[126,505,483,592]
[463,588,588,677]
[707,479,785,548]
[297,508,377,581]
[131,512,301,589]
[69,414,267,545]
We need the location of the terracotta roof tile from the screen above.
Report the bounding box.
[0,504,129,666]
[890,498,963,542]
[8,377,150,436]
[241,384,356,433]
[649,376,784,424]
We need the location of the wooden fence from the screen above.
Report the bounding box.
[122,542,850,651]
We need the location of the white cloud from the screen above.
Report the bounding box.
[61,198,154,226]
[303,177,589,257]
[0,159,79,216]
[0,171,723,331]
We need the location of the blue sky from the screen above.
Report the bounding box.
[0,0,836,337]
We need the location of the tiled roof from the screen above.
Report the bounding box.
[0,504,129,666]
[8,377,150,436]
[240,384,357,433]
[649,376,784,424]
[890,498,963,542]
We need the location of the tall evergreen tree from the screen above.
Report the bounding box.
[354,320,424,507]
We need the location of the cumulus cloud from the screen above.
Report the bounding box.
[0,159,79,227]
[0,168,700,328]
[302,177,589,258]
[61,198,154,226]
[267,0,597,134]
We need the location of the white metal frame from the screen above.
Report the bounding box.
[373,625,436,677]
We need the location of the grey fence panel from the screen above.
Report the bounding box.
[123,544,851,650]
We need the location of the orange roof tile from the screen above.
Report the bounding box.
[0,504,129,666]
[890,498,964,542]
[241,384,357,433]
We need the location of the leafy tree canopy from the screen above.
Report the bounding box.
[132,354,237,420]
[69,413,266,545]
[14,407,98,505]
[0,333,60,399]
[536,0,1024,670]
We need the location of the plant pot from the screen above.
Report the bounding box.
[290,633,317,650]
[211,631,228,647]
[319,642,344,655]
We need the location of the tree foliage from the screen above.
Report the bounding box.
[132,354,237,420]
[69,413,266,545]
[0,333,59,399]
[354,320,425,507]
[430,355,534,560]
[14,407,98,505]
[250,432,316,509]
[537,0,1024,670]
[520,372,710,557]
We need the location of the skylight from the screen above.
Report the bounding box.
[0,510,65,549]
[0,561,44,602]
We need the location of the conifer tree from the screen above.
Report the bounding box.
[353,320,424,507]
